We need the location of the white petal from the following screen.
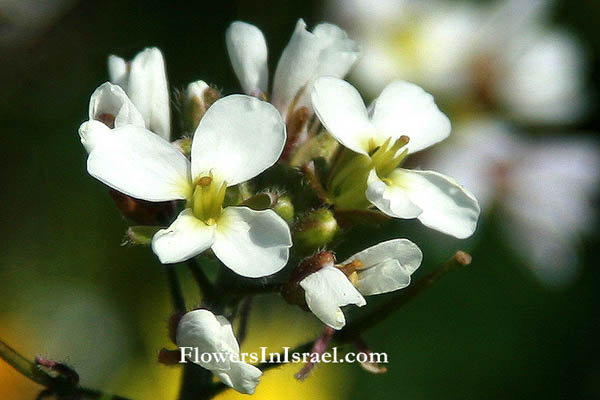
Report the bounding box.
[107,55,128,90]
[82,121,192,201]
[191,95,285,186]
[226,21,269,95]
[122,48,171,140]
[370,81,451,154]
[88,82,145,130]
[152,209,216,264]
[311,77,374,155]
[366,169,422,218]
[343,239,423,296]
[213,362,262,395]
[176,309,237,370]
[300,266,366,330]
[211,207,292,278]
[389,169,480,238]
[272,19,360,116]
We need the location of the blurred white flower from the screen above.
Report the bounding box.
[79,94,292,277]
[327,0,587,125]
[177,309,262,394]
[226,19,360,119]
[108,47,172,140]
[300,239,422,329]
[428,118,600,285]
[312,77,480,238]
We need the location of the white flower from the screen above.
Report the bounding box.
[108,47,171,140]
[226,19,360,118]
[311,77,480,238]
[327,0,586,124]
[79,94,292,278]
[176,309,262,394]
[300,239,422,329]
[429,118,600,285]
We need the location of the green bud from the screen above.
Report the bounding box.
[241,192,278,211]
[273,195,294,223]
[172,137,192,157]
[293,208,338,254]
[123,226,162,246]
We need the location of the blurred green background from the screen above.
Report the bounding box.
[1,0,599,399]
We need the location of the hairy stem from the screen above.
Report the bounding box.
[0,339,54,387]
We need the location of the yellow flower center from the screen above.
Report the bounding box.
[188,174,227,224]
[328,136,409,209]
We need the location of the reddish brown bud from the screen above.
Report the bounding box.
[109,189,175,225]
[281,251,335,307]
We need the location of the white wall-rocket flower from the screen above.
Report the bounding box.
[327,0,587,125]
[429,118,600,285]
[79,94,292,278]
[312,77,480,239]
[108,47,172,140]
[300,239,423,329]
[226,19,360,119]
[176,309,262,394]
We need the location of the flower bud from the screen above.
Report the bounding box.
[273,195,294,223]
[171,136,192,157]
[123,226,161,246]
[184,80,220,133]
[292,208,338,254]
[109,189,175,225]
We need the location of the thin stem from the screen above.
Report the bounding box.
[0,339,54,387]
[301,161,331,204]
[187,258,215,300]
[339,251,472,339]
[1,338,133,399]
[236,297,253,344]
[166,267,186,313]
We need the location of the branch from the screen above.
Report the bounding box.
[0,339,54,387]
[1,338,133,399]
[207,251,472,398]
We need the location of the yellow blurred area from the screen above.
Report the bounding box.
[216,297,352,400]
[1,294,351,399]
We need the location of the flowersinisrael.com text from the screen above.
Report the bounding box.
[179,347,388,365]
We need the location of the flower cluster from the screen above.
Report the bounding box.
[79,19,479,394]
[327,0,599,286]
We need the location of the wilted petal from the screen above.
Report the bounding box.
[226,21,269,95]
[111,48,171,140]
[343,239,423,296]
[366,169,422,218]
[88,82,145,130]
[81,121,192,201]
[370,81,451,154]
[177,310,235,370]
[212,207,292,278]
[312,77,374,155]
[272,19,360,116]
[191,95,286,186]
[152,209,216,264]
[214,362,262,395]
[388,169,480,238]
[300,266,366,330]
[176,309,262,394]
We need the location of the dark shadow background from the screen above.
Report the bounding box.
[1,0,599,399]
